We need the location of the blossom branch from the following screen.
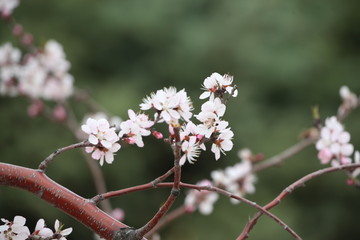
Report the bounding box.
[0,162,145,240]
[38,140,92,172]
[237,162,360,240]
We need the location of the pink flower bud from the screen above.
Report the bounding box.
[196,134,204,142]
[318,148,333,164]
[110,208,125,222]
[27,100,43,117]
[12,24,23,36]
[126,137,136,145]
[53,104,67,122]
[184,205,195,213]
[347,178,355,186]
[168,125,175,135]
[22,33,33,46]
[152,131,163,139]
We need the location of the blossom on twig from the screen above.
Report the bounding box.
[140,87,193,124]
[199,72,238,99]
[184,180,219,215]
[211,149,257,204]
[82,118,121,166]
[119,109,154,147]
[0,216,30,240]
[316,116,354,165]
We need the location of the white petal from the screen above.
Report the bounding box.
[35,219,45,231]
[88,135,99,145]
[60,227,73,236]
[105,152,114,164]
[199,91,210,99]
[101,140,112,149]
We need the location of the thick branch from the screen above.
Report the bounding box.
[237,163,360,240]
[0,162,145,240]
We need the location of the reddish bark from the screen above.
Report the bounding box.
[0,162,128,240]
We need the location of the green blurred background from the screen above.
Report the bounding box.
[1,0,360,239]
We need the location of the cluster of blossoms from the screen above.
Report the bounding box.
[140,87,193,124]
[211,149,257,204]
[182,149,257,216]
[0,216,72,240]
[81,118,121,166]
[118,109,154,147]
[0,0,18,17]
[81,72,238,166]
[0,41,74,102]
[184,180,219,215]
[316,116,354,165]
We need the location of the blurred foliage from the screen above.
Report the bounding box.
[1,0,360,239]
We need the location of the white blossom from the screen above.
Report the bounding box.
[14,40,74,101]
[0,0,19,16]
[316,116,354,165]
[140,87,193,124]
[32,219,54,238]
[82,118,121,166]
[53,220,72,240]
[199,72,238,99]
[119,109,154,147]
[0,216,30,240]
[0,43,21,96]
[211,128,234,160]
[340,86,358,109]
[180,136,201,165]
[211,154,257,204]
[184,180,219,215]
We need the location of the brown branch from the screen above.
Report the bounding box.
[134,127,182,239]
[237,163,360,240]
[253,137,317,173]
[94,182,301,239]
[0,162,147,240]
[144,206,188,238]
[38,140,92,171]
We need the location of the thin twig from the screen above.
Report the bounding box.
[91,181,301,239]
[145,206,188,238]
[63,104,113,213]
[237,163,360,240]
[134,127,182,239]
[252,137,317,173]
[38,140,91,172]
